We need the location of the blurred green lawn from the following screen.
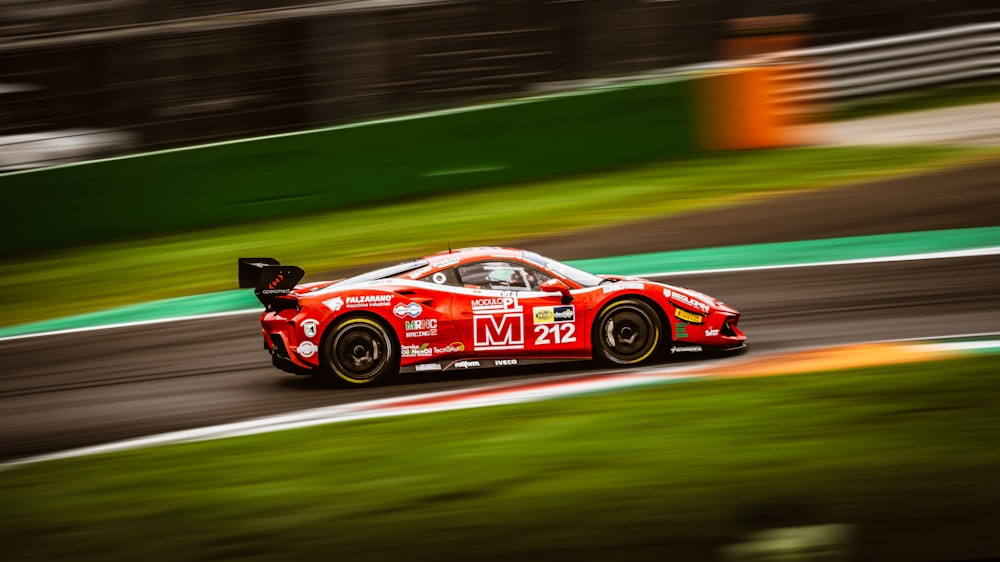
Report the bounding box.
[2,145,995,327]
[2,354,998,561]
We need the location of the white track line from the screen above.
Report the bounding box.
[0,308,262,342]
[883,331,1000,344]
[644,246,1000,277]
[2,245,998,342]
[918,340,1000,352]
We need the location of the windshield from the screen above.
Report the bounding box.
[523,251,605,287]
[333,259,429,286]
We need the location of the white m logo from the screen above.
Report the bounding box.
[474,313,524,350]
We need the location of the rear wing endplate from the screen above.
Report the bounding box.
[238,258,305,307]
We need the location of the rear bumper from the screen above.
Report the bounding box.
[263,331,317,376]
[271,352,315,376]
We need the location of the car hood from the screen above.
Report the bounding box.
[654,280,738,315]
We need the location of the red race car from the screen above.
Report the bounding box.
[239,248,746,385]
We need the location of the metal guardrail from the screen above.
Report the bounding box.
[767,21,1000,102]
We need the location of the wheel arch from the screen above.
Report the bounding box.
[592,294,671,341]
[319,310,400,385]
[320,310,398,346]
[590,294,670,362]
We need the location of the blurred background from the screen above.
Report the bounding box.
[2,5,1000,561]
[2,0,998,169]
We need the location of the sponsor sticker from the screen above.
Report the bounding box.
[346,294,393,309]
[408,266,432,279]
[471,294,519,310]
[434,342,465,354]
[674,308,703,324]
[359,279,398,287]
[475,314,523,351]
[260,273,291,295]
[401,344,433,357]
[405,319,437,330]
[602,281,644,294]
[704,328,720,337]
[432,272,447,284]
[670,345,703,354]
[301,319,319,339]
[415,363,442,372]
[323,296,344,312]
[453,360,481,369]
[675,321,689,339]
[393,302,422,318]
[297,341,318,358]
[431,257,460,268]
[404,319,438,338]
[666,289,711,314]
[494,359,518,367]
[471,294,524,351]
[533,305,575,324]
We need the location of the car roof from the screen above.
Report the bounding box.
[396,247,528,281]
[423,247,523,263]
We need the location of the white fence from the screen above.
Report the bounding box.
[768,21,1000,103]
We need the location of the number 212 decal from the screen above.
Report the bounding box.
[534,323,576,345]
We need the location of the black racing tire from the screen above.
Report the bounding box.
[321,316,398,385]
[593,299,662,365]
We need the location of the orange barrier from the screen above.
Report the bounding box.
[695,64,817,150]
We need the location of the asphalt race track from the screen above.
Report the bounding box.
[2,159,999,463]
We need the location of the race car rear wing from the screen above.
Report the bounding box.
[238,258,305,308]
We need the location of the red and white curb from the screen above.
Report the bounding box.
[2,335,997,470]
[0,366,713,470]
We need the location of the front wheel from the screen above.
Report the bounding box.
[594,299,662,365]
[322,317,398,385]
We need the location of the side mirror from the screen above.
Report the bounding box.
[541,278,573,304]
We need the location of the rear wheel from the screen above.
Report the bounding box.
[594,299,662,365]
[322,317,397,385]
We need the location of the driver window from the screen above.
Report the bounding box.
[457,261,551,292]
[417,267,461,287]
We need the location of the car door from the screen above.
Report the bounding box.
[447,260,587,358]
[389,282,462,361]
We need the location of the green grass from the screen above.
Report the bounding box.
[828,79,1000,121]
[2,354,999,561]
[2,145,995,328]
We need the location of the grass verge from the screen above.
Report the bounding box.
[2,145,995,327]
[2,354,999,561]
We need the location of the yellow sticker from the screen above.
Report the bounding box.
[534,307,555,324]
[674,308,703,323]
